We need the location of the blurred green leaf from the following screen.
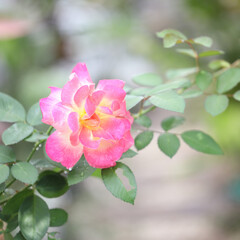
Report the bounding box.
[130,87,150,96]
[11,162,38,184]
[19,195,50,240]
[49,208,68,227]
[4,233,13,240]
[135,131,153,150]
[6,215,18,233]
[163,34,179,48]
[13,232,26,240]
[0,93,25,123]
[25,132,48,143]
[120,149,137,159]
[125,95,143,110]
[205,95,229,116]
[135,115,152,128]
[156,29,187,40]
[0,164,10,184]
[0,145,16,164]
[193,36,213,47]
[181,130,223,155]
[217,68,240,94]
[181,89,203,98]
[166,67,197,79]
[208,59,230,70]
[101,162,137,204]
[158,133,180,158]
[233,90,240,101]
[196,70,212,91]
[133,73,162,86]
[27,103,43,126]
[176,49,196,58]
[149,91,185,113]
[2,123,33,145]
[199,50,224,58]
[67,157,95,186]
[161,116,185,131]
[36,171,68,198]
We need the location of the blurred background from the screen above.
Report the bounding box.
[0,0,240,239]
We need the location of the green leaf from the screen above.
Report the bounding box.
[158,133,180,158]
[36,171,69,198]
[156,29,187,40]
[101,162,137,204]
[19,195,50,240]
[181,130,223,155]
[233,90,240,101]
[0,145,16,164]
[149,91,185,113]
[0,92,26,123]
[67,157,95,186]
[163,34,179,48]
[193,36,213,47]
[6,215,18,233]
[199,50,224,58]
[161,116,185,131]
[27,103,43,126]
[11,162,38,184]
[176,49,196,58]
[217,68,240,94]
[125,95,143,110]
[0,164,10,184]
[196,71,212,91]
[166,67,197,79]
[25,132,48,143]
[205,95,229,116]
[135,115,152,128]
[120,149,137,159]
[4,233,14,240]
[130,87,150,96]
[208,59,230,70]
[148,79,190,96]
[135,131,153,150]
[123,85,132,93]
[49,208,68,227]
[181,89,203,99]
[2,123,33,145]
[2,189,33,216]
[133,73,162,87]
[14,232,26,240]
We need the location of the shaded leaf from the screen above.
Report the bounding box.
[49,208,68,227]
[27,103,42,126]
[208,59,230,70]
[181,89,203,99]
[199,50,224,58]
[161,116,185,131]
[120,149,137,159]
[0,145,16,164]
[125,95,143,110]
[156,29,187,40]
[163,34,179,48]
[135,131,153,150]
[233,90,240,101]
[0,164,10,184]
[193,36,213,47]
[135,115,152,128]
[205,95,229,116]
[176,49,195,58]
[196,71,212,91]
[133,73,162,86]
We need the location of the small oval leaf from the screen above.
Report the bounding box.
[196,71,212,91]
[135,115,152,128]
[135,131,153,150]
[205,95,229,116]
[0,164,10,184]
[161,116,185,131]
[49,208,68,227]
[0,145,16,164]
[125,95,143,110]
[133,73,162,87]
[27,103,43,126]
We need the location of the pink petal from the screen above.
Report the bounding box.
[46,131,83,169]
[39,87,62,125]
[68,112,80,132]
[101,85,126,103]
[97,106,113,115]
[120,130,134,152]
[84,139,124,168]
[91,90,105,105]
[71,63,93,83]
[97,79,125,89]
[70,130,80,146]
[52,103,71,131]
[79,127,100,149]
[73,85,90,108]
[84,96,96,117]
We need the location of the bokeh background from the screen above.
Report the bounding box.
[0,0,240,239]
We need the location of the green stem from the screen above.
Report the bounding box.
[133,106,156,120]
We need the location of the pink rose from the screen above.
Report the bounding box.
[40,63,134,169]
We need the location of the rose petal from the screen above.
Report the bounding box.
[85,96,96,117]
[73,85,90,108]
[97,79,125,89]
[84,139,124,168]
[120,130,134,152]
[46,131,83,169]
[71,63,92,83]
[79,127,100,149]
[68,112,80,132]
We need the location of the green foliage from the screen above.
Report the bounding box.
[208,59,230,70]
[161,116,185,131]
[217,68,240,93]
[120,149,138,159]
[133,73,162,86]
[149,91,185,113]
[196,71,212,91]
[176,49,195,58]
[181,89,203,98]
[27,103,43,126]
[11,162,38,185]
[158,133,180,158]
[135,131,153,150]
[199,50,224,58]
[181,130,223,155]
[193,36,213,47]
[19,195,50,240]
[125,95,143,110]
[205,95,229,116]
[0,145,16,164]
[49,208,68,227]
[135,115,152,128]
[0,93,26,122]
[67,157,95,186]
[0,165,10,184]
[101,162,137,204]
[2,123,33,145]
[36,171,69,198]
[233,90,240,101]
